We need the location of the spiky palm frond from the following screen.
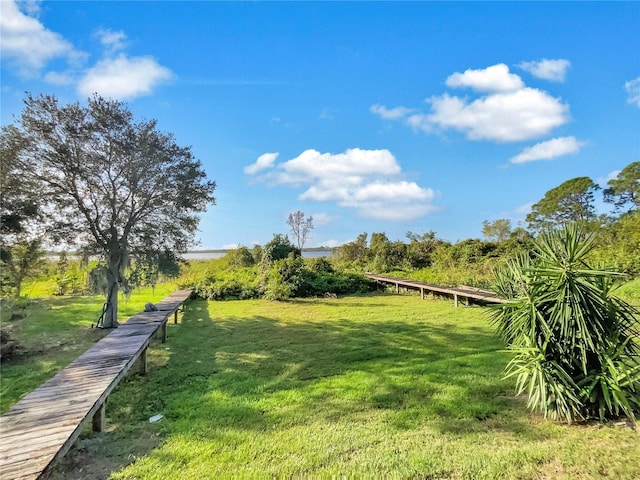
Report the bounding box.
[490,223,640,423]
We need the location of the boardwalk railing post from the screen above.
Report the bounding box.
[174,310,178,324]
[140,348,148,375]
[92,401,106,432]
[395,283,399,294]
[161,321,167,343]
[454,293,458,307]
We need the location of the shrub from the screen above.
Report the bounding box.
[489,224,640,423]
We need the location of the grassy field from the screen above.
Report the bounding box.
[2,290,636,479]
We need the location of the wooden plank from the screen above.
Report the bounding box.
[0,417,85,443]
[1,430,74,461]
[0,453,52,480]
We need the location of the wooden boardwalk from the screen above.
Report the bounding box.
[0,290,192,480]
[365,273,505,306]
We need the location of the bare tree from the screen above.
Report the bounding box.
[287,211,313,249]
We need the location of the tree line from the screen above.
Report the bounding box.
[333,163,639,284]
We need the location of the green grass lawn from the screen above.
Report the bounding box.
[2,291,638,478]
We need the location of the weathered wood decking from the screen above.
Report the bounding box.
[365,273,505,306]
[0,290,192,480]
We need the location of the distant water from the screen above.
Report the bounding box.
[46,250,333,261]
[183,250,333,260]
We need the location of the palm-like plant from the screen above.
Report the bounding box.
[490,224,640,423]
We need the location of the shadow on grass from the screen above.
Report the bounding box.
[50,296,546,478]
[126,300,538,438]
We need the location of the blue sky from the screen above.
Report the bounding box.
[2,1,639,249]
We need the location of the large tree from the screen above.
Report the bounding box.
[526,177,599,232]
[603,161,639,212]
[12,93,216,327]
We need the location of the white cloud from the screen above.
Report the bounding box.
[370,104,413,120]
[43,70,75,86]
[0,0,84,77]
[77,54,173,100]
[0,1,172,101]
[412,88,569,142]
[625,77,640,107]
[95,28,127,54]
[244,152,279,175]
[518,59,571,82]
[514,202,534,215]
[311,213,335,226]
[596,170,621,188]
[274,148,401,185]
[374,63,570,143]
[510,136,585,164]
[253,148,437,221]
[445,63,524,92]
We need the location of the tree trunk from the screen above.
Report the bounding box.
[102,257,121,328]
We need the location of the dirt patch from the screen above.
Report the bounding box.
[48,425,163,480]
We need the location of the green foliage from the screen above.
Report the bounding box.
[526,177,599,232]
[183,255,374,301]
[482,218,512,242]
[405,231,444,269]
[262,234,301,262]
[603,161,639,212]
[306,257,334,274]
[54,252,86,296]
[0,125,41,237]
[591,210,640,277]
[616,278,640,305]
[0,239,46,298]
[190,265,261,301]
[334,232,368,266]
[223,246,255,268]
[490,224,640,423]
[263,269,293,301]
[251,244,263,264]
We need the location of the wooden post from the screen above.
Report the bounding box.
[454,293,458,308]
[161,321,167,343]
[174,309,178,324]
[421,288,425,300]
[139,348,148,375]
[92,402,105,432]
[395,283,399,294]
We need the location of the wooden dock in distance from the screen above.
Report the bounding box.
[365,273,505,306]
[0,290,192,480]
